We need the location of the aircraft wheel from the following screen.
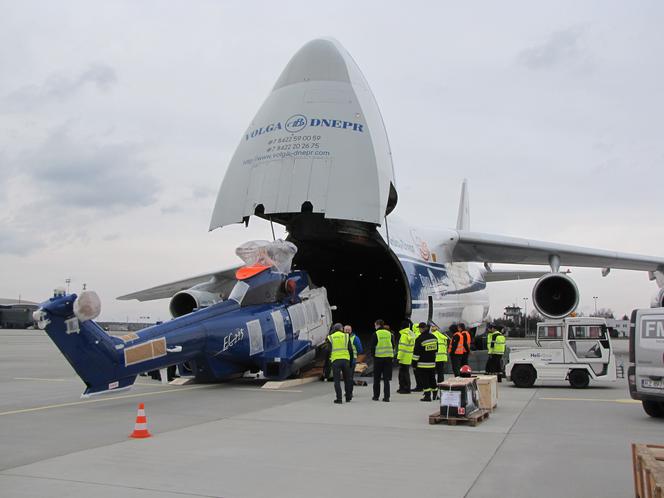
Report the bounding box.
[642,400,664,418]
[568,369,590,388]
[511,365,536,388]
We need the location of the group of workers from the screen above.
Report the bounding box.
[325,320,506,404]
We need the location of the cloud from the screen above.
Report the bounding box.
[23,126,160,211]
[160,204,184,214]
[2,64,117,111]
[0,127,161,256]
[0,226,46,256]
[190,185,216,199]
[517,26,589,71]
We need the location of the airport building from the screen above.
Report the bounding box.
[0,298,39,329]
[503,305,523,325]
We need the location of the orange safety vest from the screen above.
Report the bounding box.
[449,330,471,355]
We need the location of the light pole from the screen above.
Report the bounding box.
[593,296,598,316]
[523,297,529,336]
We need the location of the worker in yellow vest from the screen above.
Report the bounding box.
[396,320,415,394]
[411,321,423,392]
[485,324,506,382]
[370,319,395,402]
[431,325,449,383]
[327,323,355,404]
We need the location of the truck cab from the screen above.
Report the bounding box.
[628,308,664,418]
[506,317,616,388]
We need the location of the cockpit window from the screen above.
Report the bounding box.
[229,281,250,304]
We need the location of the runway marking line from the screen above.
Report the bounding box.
[14,377,182,388]
[14,377,67,382]
[233,387,303,393]
[0,384,210,417]
[540,396,640,404]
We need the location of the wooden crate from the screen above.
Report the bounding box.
[633,443,664,498]
[475,375,498,411]
[429,409,490,427]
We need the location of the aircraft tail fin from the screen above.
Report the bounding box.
[456,179,470,231]
[35,293,139,397]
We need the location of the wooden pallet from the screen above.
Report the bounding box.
[429,409,490,427]
[633,443,664,498]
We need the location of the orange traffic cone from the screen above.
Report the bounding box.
[129,402,152,439]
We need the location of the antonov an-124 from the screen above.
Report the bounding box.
[34,39,664,396]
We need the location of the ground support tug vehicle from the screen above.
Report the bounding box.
[506,317,616,388]
[628,308,664,418]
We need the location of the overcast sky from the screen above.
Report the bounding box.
[1,1,663,322]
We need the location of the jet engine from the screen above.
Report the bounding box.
[169,290,221,318]
[651,288,664,308]
[532,272,579,319]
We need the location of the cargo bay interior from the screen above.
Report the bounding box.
[284,212,411,341]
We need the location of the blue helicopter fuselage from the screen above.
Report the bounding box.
[36,269,331,397]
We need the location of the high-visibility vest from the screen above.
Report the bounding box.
[487,331,496,354]
[432,330,448,362]
[450,330,471,355]
[412,323,421,338]
[350,333,358,357]
[328,331,350,361]
[374,329,394,358]
[493,333,506,355]
[397,328,415,365]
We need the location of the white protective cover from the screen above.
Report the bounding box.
[209,38,395,229]
[235,240,297,274]
[73,291,102,321]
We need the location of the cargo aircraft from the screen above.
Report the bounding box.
[35,39,664,397]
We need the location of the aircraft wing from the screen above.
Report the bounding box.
[453,231,664,272]
[483,269,550,282]
[117,264,242,301]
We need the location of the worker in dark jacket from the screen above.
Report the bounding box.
[412,322,438,402]
[369,319,395,402]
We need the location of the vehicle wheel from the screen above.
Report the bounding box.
[511,365,536,388]
[568,369,590,389]
[642,400,664,418]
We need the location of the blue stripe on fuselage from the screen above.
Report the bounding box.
[396,255,486,305]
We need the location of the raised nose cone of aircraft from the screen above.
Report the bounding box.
[210,38,396,230]
[272,38,367,90]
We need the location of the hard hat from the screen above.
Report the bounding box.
[459,365,472,377]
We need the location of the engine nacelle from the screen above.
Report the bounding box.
[651,288,664,308]
[532,272,579,319]
[170,290,221,318]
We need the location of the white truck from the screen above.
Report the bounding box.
[506,317,616,388]
[628,308,664,418]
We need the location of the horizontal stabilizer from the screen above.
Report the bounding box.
[118,265,241,301]
[453,230,664,272]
